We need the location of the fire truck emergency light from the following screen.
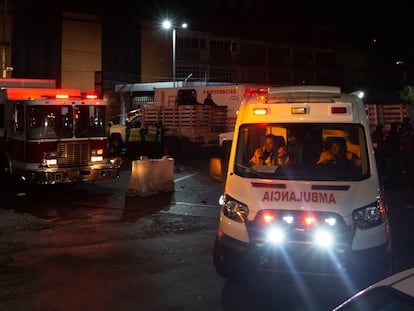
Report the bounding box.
[55,94,69,99]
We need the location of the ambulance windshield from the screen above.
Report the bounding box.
[234,123,370,181]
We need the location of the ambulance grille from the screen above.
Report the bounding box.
[247,210,351,245]
[57,142,89,167]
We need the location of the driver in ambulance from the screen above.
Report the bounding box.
[249,134,289,166]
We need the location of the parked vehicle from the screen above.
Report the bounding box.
[108,111,142,155]
[333,267,414,310]
[211,85,393,283]
[0,78,122,185]
[110,84,269,158]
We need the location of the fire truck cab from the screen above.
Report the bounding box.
[212,85,392,283]
[0,82,122,185]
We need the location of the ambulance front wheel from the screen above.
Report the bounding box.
[213,236,248,282]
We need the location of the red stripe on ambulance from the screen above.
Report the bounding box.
[262,191,336,204]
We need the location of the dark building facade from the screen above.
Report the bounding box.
[1,0,411,100]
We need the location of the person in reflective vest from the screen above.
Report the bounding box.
[128,127,143,142]
[156,121,164,143]
[145,123,158,142]
[128,120,143,142]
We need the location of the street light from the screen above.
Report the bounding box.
[396,60,407,85]
[162,20,188,87]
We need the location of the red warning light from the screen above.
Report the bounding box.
[55,94,69,99]
[331,107,347,114]
[262,213,276,224]
[304,216,316,225]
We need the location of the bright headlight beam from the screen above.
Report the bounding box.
[314,230,333,247]
[325,217,337,226]
[267,227,285,243]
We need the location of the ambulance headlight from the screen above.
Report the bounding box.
[267,227,285,243]
[314,229,334,247]
[220,194,249,223]
[352,202,385,230]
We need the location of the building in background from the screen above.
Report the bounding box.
[141,19,341,86]
[2,2,103,94]
[0,0,412,121]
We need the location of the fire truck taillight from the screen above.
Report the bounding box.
[253,108,268,115]
[86,94,98,99]
[91,149,104,162]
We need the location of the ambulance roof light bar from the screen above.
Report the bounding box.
[269,85,341,95]
[5,88,101,101]
[267,86,341,104]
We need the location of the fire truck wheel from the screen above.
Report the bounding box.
[110,134,123,155]
[0,153,11,184]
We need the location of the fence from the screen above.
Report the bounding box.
[366,103,414,132]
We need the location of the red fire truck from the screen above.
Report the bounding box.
[0,78,122,185]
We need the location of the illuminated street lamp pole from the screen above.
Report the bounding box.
[162,20,187,88]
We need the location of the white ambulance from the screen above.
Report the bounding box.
[212,85,392,282]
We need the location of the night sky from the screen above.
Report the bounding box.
[25,0,411,52]
[12,0,414,69]
[142,1,413,60]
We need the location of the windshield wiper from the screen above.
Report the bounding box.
[236,163,271,178]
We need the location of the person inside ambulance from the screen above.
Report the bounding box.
[249,134,289,166]
[316,137,361,167]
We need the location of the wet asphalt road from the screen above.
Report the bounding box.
[0,149,414,311]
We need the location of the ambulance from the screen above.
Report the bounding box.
[212,85,393,282]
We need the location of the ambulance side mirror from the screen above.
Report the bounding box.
[209,157,224,183]
[209,139,232,183]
